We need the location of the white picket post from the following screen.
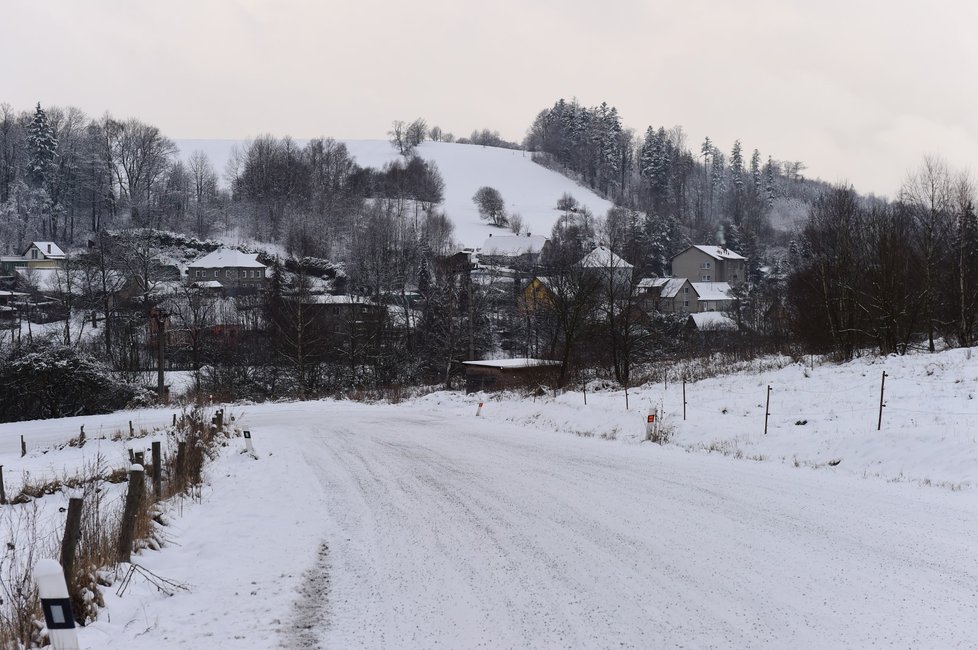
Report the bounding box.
[34,559,79,650]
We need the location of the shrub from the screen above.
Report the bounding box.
[0,342,150,423]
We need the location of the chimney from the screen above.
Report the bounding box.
[47,244,51,254]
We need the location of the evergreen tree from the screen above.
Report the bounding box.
[764,155,779,205]
[26,102,57,189]
[750,149,762,192]
[729,140,744,189]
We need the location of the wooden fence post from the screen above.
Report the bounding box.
[0,465,6,504]
[117,466,145,563]
[176,441,186,486]
[60,497,83,601]
[78,426,84,447]
[20,435,26,458]
[151,442,162,500]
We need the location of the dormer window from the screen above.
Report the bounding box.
[31,250,38,260]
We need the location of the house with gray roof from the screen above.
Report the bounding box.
[187,249,267,293]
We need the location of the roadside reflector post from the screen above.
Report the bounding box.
[476,402,484,417]
[645,408,656,441]
[243,430,256,456]
[34,559,79,650]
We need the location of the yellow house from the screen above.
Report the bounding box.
[21,242,66,269]
[519,277,555,314]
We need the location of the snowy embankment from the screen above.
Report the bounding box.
[0,347,975,648]
[431,347,978,489]
[175,139,614,248]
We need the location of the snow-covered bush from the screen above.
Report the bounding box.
[0,343,149,422]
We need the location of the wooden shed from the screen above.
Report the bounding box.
[463,358,560,393]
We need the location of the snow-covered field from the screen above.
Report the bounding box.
[175,139,614,248]
[1,347,976,648]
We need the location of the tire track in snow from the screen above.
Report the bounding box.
[280,541,332,650]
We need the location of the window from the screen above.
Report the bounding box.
[683,287,690,294]
[31,250,38,260]
[683,300,689,308]
[259,269,264,278]
[701,275,711,281]
[196,270,202,278]
[700,261,711,269]
[226,270,232,278]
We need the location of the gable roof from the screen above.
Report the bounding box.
[658,278,689,298]
[690,245,746,261]
[481,234,548,257]
[637,277,669,290]
[576,246,633,269]
[190,249,266,269]
[23,241,66,259]
[691,282,733,301]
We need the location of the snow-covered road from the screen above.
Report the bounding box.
[65,401,977,648]
[275,404,977,648]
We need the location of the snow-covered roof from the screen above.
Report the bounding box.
[24,241,66,259]
[463,358,560,369]
[192,280,224,289]
[658,278,689,299]
[577,246,633,269]
[304,294,377,305]
[688,312,737,331]
[0,290,28,297]
[691,282,733,301]
[687,245,746,261]
[481,234,548,257]
[637,277,669,290]
[190,249,266,269]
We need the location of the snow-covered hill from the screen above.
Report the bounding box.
[175,139,614,248]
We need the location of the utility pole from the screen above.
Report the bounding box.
[152,308,168,402]
[467,266,475,361]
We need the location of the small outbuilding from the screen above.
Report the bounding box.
[463,358,560,393]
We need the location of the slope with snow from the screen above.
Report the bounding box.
[175,139,614,248]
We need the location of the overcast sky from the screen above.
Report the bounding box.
[4,0,977,197]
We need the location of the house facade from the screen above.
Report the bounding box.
[187,250,267,292]
[642,278,734,314]
[671,245,747,286]
[1,242,66,274]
